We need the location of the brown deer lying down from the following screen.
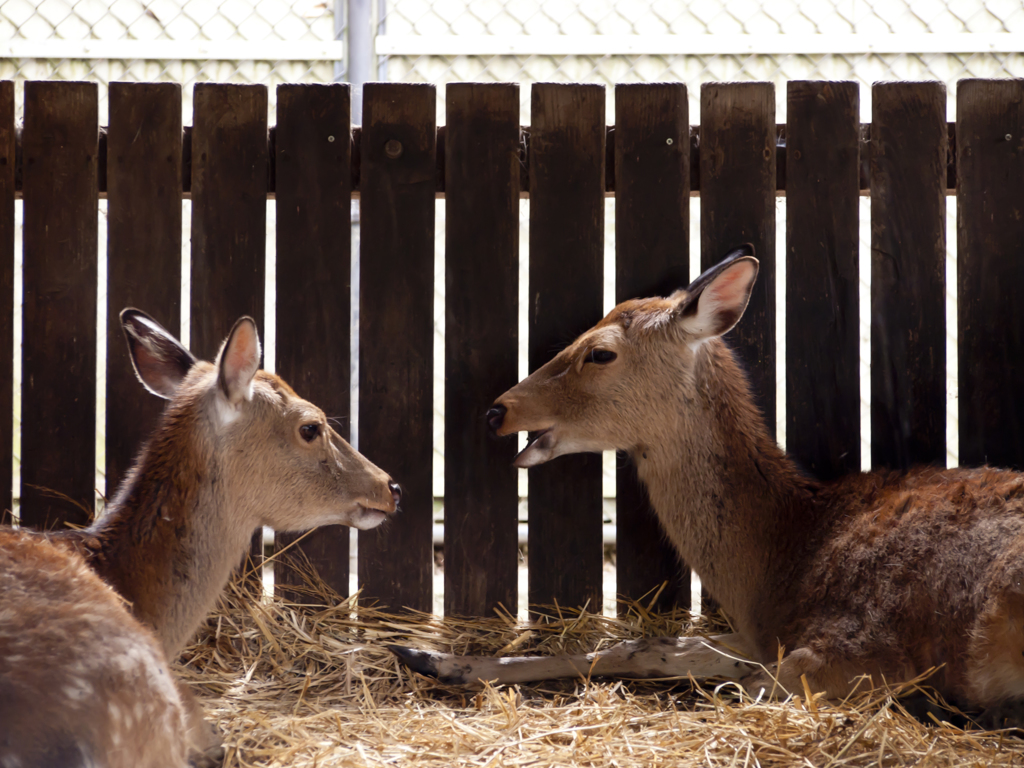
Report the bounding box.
[391,246,1024,728]
[1,310,401,768]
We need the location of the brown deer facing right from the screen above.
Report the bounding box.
[392,246,1024,728]
[1,310,401,767]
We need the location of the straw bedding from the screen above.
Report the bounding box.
[180,567,1024,767]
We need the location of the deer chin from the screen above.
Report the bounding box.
[513,429,558,468]
[348,504,393,530]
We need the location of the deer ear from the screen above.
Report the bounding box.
[121,309,197,400]
[675,246,759,342]
[216,316,262,405]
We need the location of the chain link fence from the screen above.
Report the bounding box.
[0,0,342,121]
[378,0,1024,122]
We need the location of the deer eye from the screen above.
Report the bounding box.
[299,424,320,442]
[588,349,617,364]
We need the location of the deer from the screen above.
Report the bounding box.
[1,309,402,768]
[390,245,1024,730]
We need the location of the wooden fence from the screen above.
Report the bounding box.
[3,78,1024,618]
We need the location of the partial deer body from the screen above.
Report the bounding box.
[2,310,401,767]
[392,247,1024,727]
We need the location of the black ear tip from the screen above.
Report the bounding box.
[726,243,755,260]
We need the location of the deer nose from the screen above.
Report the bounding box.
[389,482,402,507]
[486,404,506,433]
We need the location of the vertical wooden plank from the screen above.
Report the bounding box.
[190,83,268,361]
[274,83,352,599]
[358,83,435,613]
[958,79,1024,469]
[613,82,689,613]
[700,82,777,437]
[0,82,13,521]
[870,82,946,470]
[106,83,182,496]
[21,81,98,530]
[191,83,268,563]
[444,83,520,617]
[785,81,860,480]
[528,83,605,612]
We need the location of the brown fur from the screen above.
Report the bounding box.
[398,250,1024,719]
[1,311,400,766]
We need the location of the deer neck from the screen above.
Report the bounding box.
[633,339,819,654]
[77,403,254,658]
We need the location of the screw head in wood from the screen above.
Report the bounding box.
[385,139,403,159]
[666,137,673,145]
[327,135,335,142]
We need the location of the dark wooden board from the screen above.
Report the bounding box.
[106,82,182,497]
[0,82,13,521]
[699,82,777,438]
[957,79,1024,469]
[527,83,605,612]
[21,81,98,530]
[358,83,436,613]
[273,83,353,599]
[785,81,860,480]
[613,82,689,613]
[443,83,520,617]
[189,83,268,361]
[190,83,268,563]
[870,82,946,470]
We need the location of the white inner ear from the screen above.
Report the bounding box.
[220,320,261,406]
[682,260,757,345]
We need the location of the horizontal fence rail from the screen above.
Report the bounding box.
[4,78,1024,618]
[8,121,963,198]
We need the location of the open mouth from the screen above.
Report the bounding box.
[513,428,557,468]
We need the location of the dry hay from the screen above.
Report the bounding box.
[180,568,1024,767]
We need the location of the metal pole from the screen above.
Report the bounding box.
[347,0,373,123]
[333,0,346,83]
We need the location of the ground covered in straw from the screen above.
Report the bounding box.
[180,575,1024,767]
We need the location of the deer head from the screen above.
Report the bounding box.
[487,246,759,467]
[121,309,400,532]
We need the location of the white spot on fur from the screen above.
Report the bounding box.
[212,394,241,426]
[62,678,94,701]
